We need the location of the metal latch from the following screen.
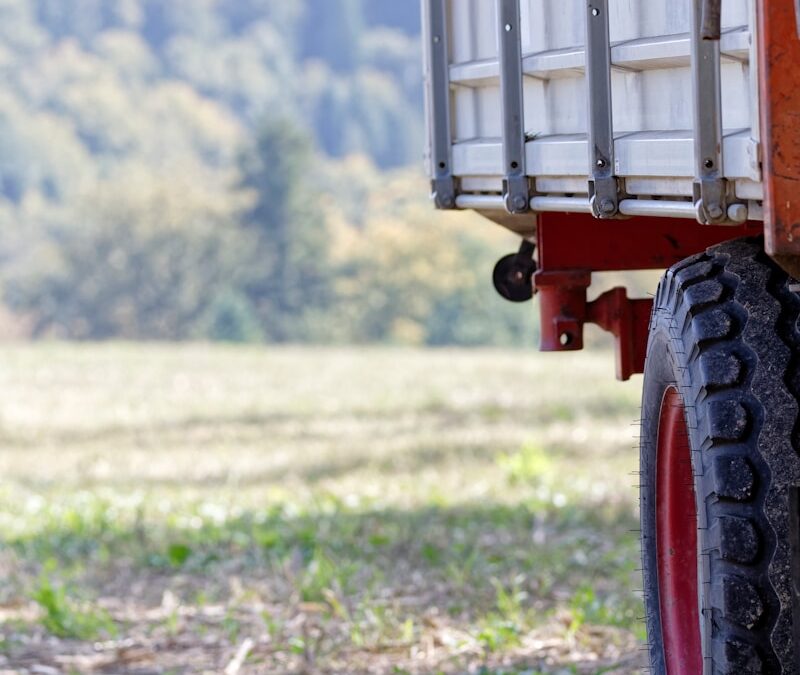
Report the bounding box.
[586,1,621,218]
[497,0,530,214]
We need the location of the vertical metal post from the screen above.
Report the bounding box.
[585,0,619,218]
[496,0,529,214]
[691,0,727,224]
[422,0,456,209]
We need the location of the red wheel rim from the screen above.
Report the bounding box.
[656,387,702,674]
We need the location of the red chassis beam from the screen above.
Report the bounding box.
[533,213,760,380]
[757,0,800,277]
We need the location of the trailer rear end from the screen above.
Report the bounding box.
[421,1,800,672]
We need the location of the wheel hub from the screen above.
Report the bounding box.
[656,387,703,674]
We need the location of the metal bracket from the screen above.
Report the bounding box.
[531,213,758,379]
[497,0,530,214]
[423,0,456,209]
[585,0,620,218]
[533,270,651,381]
[691,0,728,224]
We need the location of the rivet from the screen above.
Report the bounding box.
[600,199,616,215]
[511,194,528,211]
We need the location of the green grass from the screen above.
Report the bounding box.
[0,344,646,673]
[31,565,117,641]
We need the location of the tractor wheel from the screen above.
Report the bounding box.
[640,238,800,674]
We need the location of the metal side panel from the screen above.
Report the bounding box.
[435,0,763,213]
[452,130,759,183]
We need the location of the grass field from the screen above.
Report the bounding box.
[0,344,647,674]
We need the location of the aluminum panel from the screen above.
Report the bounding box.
[431,0,762,208]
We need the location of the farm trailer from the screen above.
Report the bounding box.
[422,0,800,672]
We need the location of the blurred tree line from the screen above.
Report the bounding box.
[0,0,536,345]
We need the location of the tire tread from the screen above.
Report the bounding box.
[643,238,800,673]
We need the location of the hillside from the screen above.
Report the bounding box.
[0,0,423,204]
[0,1,536,345]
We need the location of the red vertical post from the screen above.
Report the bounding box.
[757,0,800,276]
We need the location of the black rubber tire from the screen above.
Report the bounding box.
[641,237,800,674]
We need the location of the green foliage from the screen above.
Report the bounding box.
[0,0,541,346]
[299,548,354,603]
[6,174,248,339]
[32,567,117,640]
[194,289,263,343]
[499,444,552,486]
[237,117,332,342]
[22,0,421,167]
[166,542,193,567]
[567,582,640,636]
[477,579,527,653]
[322,169,537,346]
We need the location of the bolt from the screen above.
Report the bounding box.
[599,198,616,215]
[596,158,606,168]
[706,203,724,220]
[513,271,525,283]
[727,203,748,223]
[704,158,714,169]
[592,7,600,16]
[511,194,528,212]
[439,194,455,209]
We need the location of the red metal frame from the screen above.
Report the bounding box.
[757,0,800,276]
[534,214,759,380]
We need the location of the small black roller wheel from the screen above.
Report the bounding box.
[640,237,800,674]
[492,244,536,303]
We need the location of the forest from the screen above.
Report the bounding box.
[0,0,535,345]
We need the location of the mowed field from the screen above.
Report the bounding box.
[0,344,648,674]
